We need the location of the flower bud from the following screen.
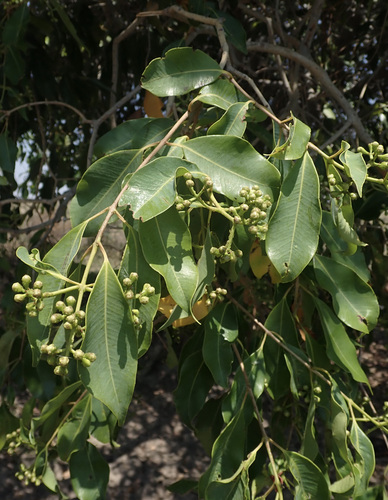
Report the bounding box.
[58,356,69,366]
[55,301,65,312]
[50,313,64,324]
[21,275,32,289]
[33,281,43,290]
[139,296,149,305]
[81,358,91,368]
[66,296,76,306]
[12,283,24,293]
[73,349,84,360]
[63,306,74,316]
[14,294,27,303]
[84,352,97,362]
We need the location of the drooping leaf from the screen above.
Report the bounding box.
[286,451,330,500]
[314,298,369,385]
[300,399,319,461]
[0,134,17,173]
[94,117,175,157]
[139,207,198,313]
[263,298,299,399]
[174,350,214,427]
[118,226,161,357]
[284,115,311,160]
[207,101,251,137]
[320,211,370,282]
[203,303,237,387]
[313,255,379,333]
[79,261,137,426]
[69,442,109,500]
[336,207,367,248]
[120,157,195,221]
[350,420,375,496]
[222,348,266,423]
[2,4,29,45]
[199,406,247,498]
[70,150,142,235]
[141,47,223,97]
[57,395,92,461]
[340,141,367,197]
[181,135,280,201]
[266,152,321,282]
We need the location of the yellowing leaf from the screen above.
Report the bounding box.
[158,294,211,327]
[144,90,164,118]
[249,241,281,283]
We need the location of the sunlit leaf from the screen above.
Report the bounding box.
[207,101,251,137]
[141,47,223,96]
[286,451,330,500]
[70,442,109,500]
[266,152,321,282]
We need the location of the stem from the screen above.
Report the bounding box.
[232,343,283,498]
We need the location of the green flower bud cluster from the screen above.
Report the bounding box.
[358,141,388,169]
[205,287,227,307]
[210,245,243,264]
[12,275,45,317]
[5,428,21,456]
[122,276,156,329]
[50,296,85,337]
[15,463,42,487]
[234,186,271,238]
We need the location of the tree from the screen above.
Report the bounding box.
[1,1,388,498]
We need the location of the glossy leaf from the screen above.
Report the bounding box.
[313,255,379,333]
[94,117,174,157]
[207,101,251,137]
[203,303,237,388]
[320,211,370,282]
[314,298,369,384]
[266,152,321,281]
[79,261,137,426]
[25,222,87,363]
[120,157,195,221]
[141,47,223,97]
[118,226,160,357]
[181,135,280,201]
[196,78,246,110]
[340,141,367,197]
[57,395,92,461]
[70,150,142,235]
[69,442,109,500]
[139,207,198,313]
[174,350,214,427]
[286,451,330,500]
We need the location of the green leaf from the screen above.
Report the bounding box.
[340,141,367,197]
[141,47,223,97]
[313,255,379,333]
[94,117,175,157]
[2,4,29,45]
[350,421,375,497]
[300,398,319,461]
[90,398,114,445]
[222,348,266,423]
[181,135,280,201]
[286,451,330,500]
[0,134,17,173]
[57,395,92,461]
[24,221,87,364]
[314,298,369,384]
[70,150,142,236]
[48,0,87,52]
[16,247,59,274]
[336,207,366,248]
[70,442,109,500]
[0,330,20,386]
[79,261,137,426]
[196,78,247,110]
[199,406,247,497]
[174,350,214,427]
[266,152,321,282]
[139,207,198,313]
[206,477,245,500]
[320,211,370,282]
[118,226,161,357]
[194,398,224,456]
[263,298,298,398]
[207,101,251,137]
[203,303,237,387]
[120,157,195,221]
[284,115,311,160]
[32,381,83,430]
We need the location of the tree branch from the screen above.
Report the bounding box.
[247,41,373,144]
